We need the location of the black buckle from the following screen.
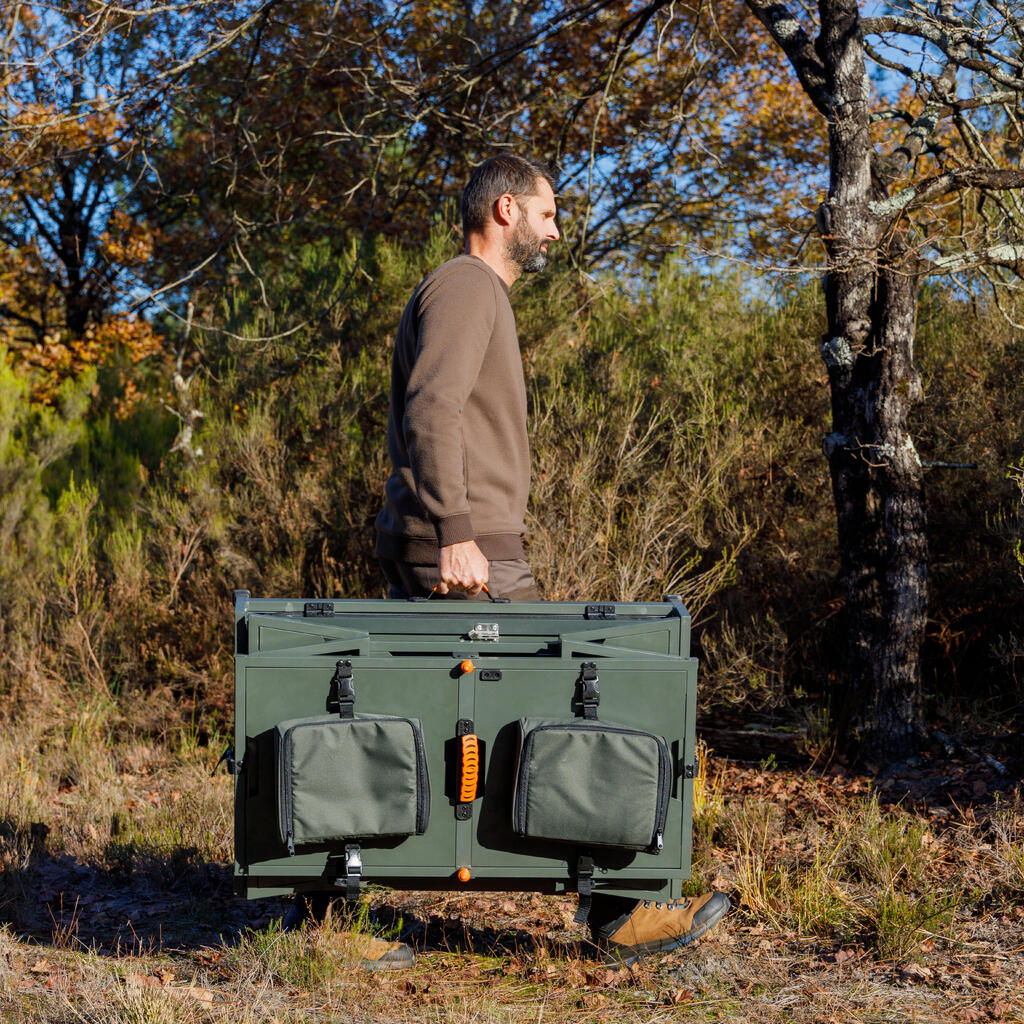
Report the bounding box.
[341,844,362,900]
[332,660,355,719]
[579,662,599,720]
[574,853,594,924]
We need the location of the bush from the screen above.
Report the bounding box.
[1,233,1023,738]
[0,347,94,702]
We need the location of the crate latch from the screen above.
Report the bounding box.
[336,844,362,900]
[577,662,600,720]
[331,660,355,719]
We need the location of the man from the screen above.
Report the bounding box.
[284,159,555,966]
[374,154,552,601]
[371,154,730,966]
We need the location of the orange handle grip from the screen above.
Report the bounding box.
[459,734,480,802]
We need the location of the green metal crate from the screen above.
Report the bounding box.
[232,593,698,903]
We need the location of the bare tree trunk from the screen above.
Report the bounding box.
[822,254,928,763]
[817,0,927,764]
[743,0,1024,762]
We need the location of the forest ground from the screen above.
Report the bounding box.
[1,709,1022,1024]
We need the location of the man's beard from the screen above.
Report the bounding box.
[506,216,548,274]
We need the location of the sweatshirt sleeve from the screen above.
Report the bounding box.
[402,263,496,545]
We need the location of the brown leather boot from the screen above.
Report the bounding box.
[592,891,730,964]
[346,933,416,971]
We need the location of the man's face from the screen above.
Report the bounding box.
[506,178,559,274]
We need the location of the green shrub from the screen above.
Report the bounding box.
[0,348,94,699]
[2,230,1023,733]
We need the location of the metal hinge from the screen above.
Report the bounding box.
[585,604,615,620]
[304,601,335,617]
[466,622,499,642]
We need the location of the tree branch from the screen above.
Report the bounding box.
[870,168,1024,218]
[743,1,829,116]
[929,244,1024,274]
[875,58,958,185]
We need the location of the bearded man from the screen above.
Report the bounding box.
[374,154,557,601]
[359,154,728,967]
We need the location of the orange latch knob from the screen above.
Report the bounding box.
[457,867,471,883]
[460,659,475,675]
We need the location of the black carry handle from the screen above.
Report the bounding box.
[420,583,510,603]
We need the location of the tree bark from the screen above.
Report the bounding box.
[822,256,928,763]
[817,0,927,763]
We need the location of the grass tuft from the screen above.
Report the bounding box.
[841,795,930,889]
[872,891,958,962]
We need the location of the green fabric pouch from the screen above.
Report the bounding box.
[276,713,430,854]
[512,717,671,853]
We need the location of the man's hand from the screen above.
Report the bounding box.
[437,540,488,596]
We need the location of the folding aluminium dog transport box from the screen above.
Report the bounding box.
[230,592,699,912]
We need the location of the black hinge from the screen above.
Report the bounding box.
[584,604,615,620]
[304,601,334,617]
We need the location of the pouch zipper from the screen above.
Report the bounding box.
[515,723,672,852]
[279,715,430,854]
[652,734,671,851]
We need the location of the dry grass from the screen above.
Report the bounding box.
[1,710,1023,1023]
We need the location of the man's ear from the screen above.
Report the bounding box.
[493,192,517,226]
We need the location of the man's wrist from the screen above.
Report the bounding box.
[436,513,474,547]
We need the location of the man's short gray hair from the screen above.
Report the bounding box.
[461,155,555,236]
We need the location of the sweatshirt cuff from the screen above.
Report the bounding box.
[436,514,475,547]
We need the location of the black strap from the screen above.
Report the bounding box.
[343,844,362,900]
[332,660,355,719]
[579,662,599,720]
[212,745,236,777]
[574,854,594,924]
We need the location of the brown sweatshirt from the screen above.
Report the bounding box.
[374,255,530,563]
